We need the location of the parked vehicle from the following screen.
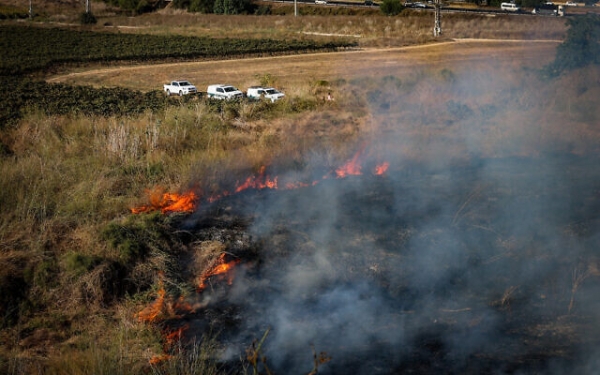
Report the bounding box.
[565,1,576,5]
[531,3,560,15]
[500,2,520,11]
[246,86,285,103]
[315,0,327,4]
[413,2,427,7]
[164,80,197,96]
[206,84,244,100]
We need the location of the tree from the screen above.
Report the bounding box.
[213,0,252,14]
[546,14,600,76]
[190,0,215,13]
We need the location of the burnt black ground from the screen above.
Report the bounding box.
[173,153,600,375]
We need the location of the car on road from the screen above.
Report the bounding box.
[531,3,559,15]
[413,2,427,8]
[565,1,576,5]
[315,0,327,4]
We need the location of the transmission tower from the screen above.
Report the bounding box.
[433,0,442,37]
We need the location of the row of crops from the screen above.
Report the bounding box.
[0,24,356,76]
[0,77,170,128]
[0,24,356,128]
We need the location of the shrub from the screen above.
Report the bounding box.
[380,0,404,16]
[190,0,216,13]
[79,12,97,25]
[64,252,102,277]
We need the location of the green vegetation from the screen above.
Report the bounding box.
[380,0,404,16]
[0,4,29,18]
[0,24,356,76]
[174,0,254,14]
[0,78,167,128]
[102,0,159,14]
[79,11,98,24]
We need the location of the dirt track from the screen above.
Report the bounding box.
[46,39,560,91]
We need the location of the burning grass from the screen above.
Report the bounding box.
[1,25,600,373]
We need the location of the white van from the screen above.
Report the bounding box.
[500,2,520,11]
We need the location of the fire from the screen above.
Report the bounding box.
[374,162,389,175]
[164,325,189,347]
[131,188,198,214]
[137,274,194,325]
[235,166,279,193]
[137,285,167,324]
[198,253,240,292]
[334,151,363,178]
[130,148,391,215]
[149,354,171,365]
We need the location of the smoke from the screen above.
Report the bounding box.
[184,63,600,374]
[218,156,597,373]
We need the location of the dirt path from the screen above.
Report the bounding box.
[46,39,560,91]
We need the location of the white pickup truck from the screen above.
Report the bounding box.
[246,86,286,103]
[163,80,197,96]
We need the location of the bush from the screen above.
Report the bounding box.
[79,12,97,25]
[380,0,404,15]
[190,0,216,12]
[64,252,102,277]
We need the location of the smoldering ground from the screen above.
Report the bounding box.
[209,155,598,374]
[180,65,600,374]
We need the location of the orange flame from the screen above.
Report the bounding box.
[137,285,167,324]
[131,149,391,215]
[334,150,363,178]
[131,189,198,214]
[235,166,279,193]
[164,325,189,347]
[149,354,172,365]
[198,253,240,292]
[374,162,389,175]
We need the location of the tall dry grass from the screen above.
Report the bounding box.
[90,8,567,48]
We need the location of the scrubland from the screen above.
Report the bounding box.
[1,2,599,374]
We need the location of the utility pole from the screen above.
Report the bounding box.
[29,0,33,18]
[295,0,298,17]
[433,0,442,37]
[86,0,91,13]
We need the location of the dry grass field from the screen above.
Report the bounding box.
[47,39,560,92]
[2,1,600,374]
